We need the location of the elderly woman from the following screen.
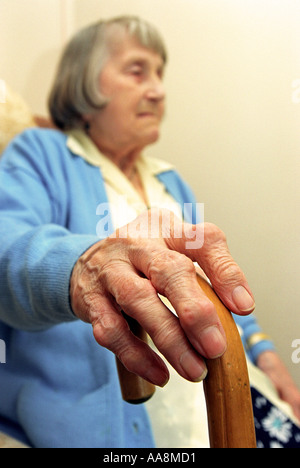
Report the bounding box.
[0,16,298,448]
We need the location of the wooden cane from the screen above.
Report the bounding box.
[197,275,256,448]
[116,313,156,404]
[116,274,257,448]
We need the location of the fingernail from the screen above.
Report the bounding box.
[180,351,208,382]
[200,326,227,359]
[145,367,169,388]
[232,286,255,312]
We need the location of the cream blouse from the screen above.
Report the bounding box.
[66,129,183,229]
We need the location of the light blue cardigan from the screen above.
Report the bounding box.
[0,129,274,447]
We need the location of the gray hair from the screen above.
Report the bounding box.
[48,16,168,130]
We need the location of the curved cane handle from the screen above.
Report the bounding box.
[197,274,256,448]
[117,275,257,448]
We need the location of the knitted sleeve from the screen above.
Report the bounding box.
[0,130,98,331]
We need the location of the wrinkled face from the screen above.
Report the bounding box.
[88,35,166,156]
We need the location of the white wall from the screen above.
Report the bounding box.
[1,0,300,387]
[0,0,71,113]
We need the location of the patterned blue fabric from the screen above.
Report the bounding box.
[252,387,300,448]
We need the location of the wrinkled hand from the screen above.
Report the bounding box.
[257,351,300,423]
[70,209,255,386]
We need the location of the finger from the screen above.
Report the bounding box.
[129,245,227,361]
[166,222,255,316]
[91,294,170,387]
[193,223,255,314]
[103,266,208,383]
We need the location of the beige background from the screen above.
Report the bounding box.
[1,0,300,388]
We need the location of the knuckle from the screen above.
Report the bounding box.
[200,223,245,287]
[180,299,215,329]
[203,223,227,246]
[148,250,195,291]
[214,260,245,288]
[113,276,143,305]
[93,314,127,350]
[113,276,156,312]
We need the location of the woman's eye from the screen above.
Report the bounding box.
[130,67,143,76]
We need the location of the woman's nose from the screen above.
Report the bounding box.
[145,77,166,102]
